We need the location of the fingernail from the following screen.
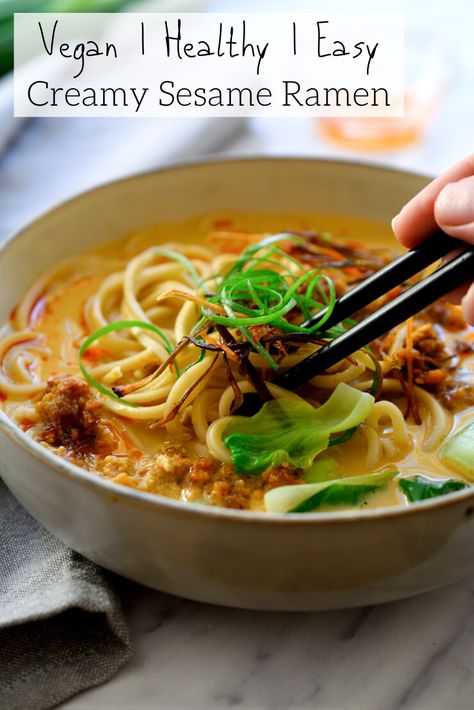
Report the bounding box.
[436,181,474,226]
[391,214,399,232]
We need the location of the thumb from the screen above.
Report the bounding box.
[462,283,474,325]
[434,176,474,244]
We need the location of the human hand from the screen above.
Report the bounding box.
[392,155,474,325]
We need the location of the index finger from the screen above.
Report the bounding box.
[392,154,474,248]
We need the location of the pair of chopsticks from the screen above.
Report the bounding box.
[236,231,474,415]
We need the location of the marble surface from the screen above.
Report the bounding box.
[62,574,474,710]
[1,2,474,705]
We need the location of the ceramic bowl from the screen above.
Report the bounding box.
[1,158,474,611]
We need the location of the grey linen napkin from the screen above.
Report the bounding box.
[0,479,132,709]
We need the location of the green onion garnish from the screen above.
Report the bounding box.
[79,320,175,406]
[153,247,201,286]
[77,231,373,416]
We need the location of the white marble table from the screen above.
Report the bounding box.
[62,573,474,710]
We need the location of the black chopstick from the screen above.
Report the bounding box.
[234,238,473,416]
[276,247,473,392]
[301,230,464,332]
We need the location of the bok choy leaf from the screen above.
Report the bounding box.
[399,475,468,502]
[264,470,396,513]
[223,383,374,475]
[439,422,474,479]
[304,457,339,483]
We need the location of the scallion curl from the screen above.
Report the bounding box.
[79,320,175,406]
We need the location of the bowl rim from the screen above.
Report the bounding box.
[1,154,473,525]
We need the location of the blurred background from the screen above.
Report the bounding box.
[0,0,473,237]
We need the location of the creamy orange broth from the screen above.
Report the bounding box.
[2,212,473,512]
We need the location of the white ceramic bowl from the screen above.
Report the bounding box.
[1,158,474,611]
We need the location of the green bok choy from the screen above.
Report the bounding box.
[439,422,474,479]
[265,470,396,513]
[223,383,374,475]
[399,475,468,502]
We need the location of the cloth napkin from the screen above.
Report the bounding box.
[0,481,131,710]
[0,88,245,707]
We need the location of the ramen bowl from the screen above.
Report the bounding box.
[1,157,474,611]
